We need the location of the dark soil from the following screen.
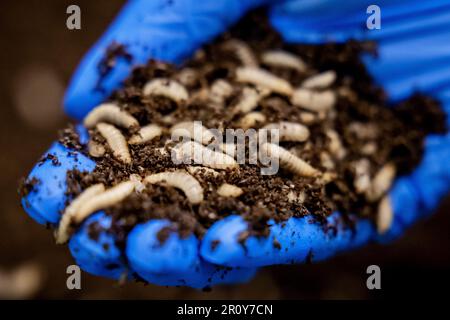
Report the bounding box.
[51,12,447,247]
[95,41,133,93]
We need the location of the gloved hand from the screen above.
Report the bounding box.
[22,0,450,287]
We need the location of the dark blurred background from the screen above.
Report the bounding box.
[0,0,448,299]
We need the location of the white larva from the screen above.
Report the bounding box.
[144,171,204,204]
[173,141,238,170]
[129,174,146,193]
[73,180,136,224]
[291,88,336,112]
[156,147,170,157]
[143,78,189,104]
[219,143,237,157]
[261,50,307,72]
[287,191,299,203]
[263,122,310,142]
[55,184,105,244]
[326,129,347,160]
[175,68,198,86]
[301,70,336,89]
[366,163,396,202]
[377,195,393,234]
[353,159,371,194]
[222,39,258,67]
[83,103,139,129]
[361,142,377,156]
[261,142,320,177]
[320,151,335,170]
[236,67,294,96]
[208,79,233,108]
[88,139,105,158]
[348,122,379,139]
[299,112,317,125]
[320,171,338,184]
[96,123,131,164]
[232,87,261,114]
[217,183,243,198]
[239,112,267,130]
[170,121,217,145]
[129,124,163,145]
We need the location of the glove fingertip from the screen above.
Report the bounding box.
[126,220,198,275]
[201,213,375,268]
[69,211,128,279]
[21,143,96,225]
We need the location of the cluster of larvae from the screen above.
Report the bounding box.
[56,39,396,243]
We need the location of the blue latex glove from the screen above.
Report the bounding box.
[22,0,450,287]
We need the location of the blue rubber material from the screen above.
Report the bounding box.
[200,133,450,267]
[126,219,256,288]
[70,212,257,286]
[19,0,450,286]
[269,0,450,103]
[69,212,128,279]
[21,143,96,225]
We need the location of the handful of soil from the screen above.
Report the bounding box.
[21,12,447,251]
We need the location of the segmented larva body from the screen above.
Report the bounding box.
[239,112,267,130]
[170,121,217,145]
[361,142,377,156]
[143,78,189,104]
[88,139,106,158]
[209,79,233,108]
[348,122,379,140]
[320,151,335,170]
[175,68,198,87]
[321,171,338,184]
[173,141,238,170]
[73,181,136,224]
[261,50,307,72]
[55,184,105,244]
[217,183,243,198]
[96,123,131,164]
[301,71,336,89]
[287,190,306,203]
[232,87,261,114]
[129,124,163,145]
[129,174,146,193]
[222,39,258,67]
[144,171,204,204]
[377,195,393,234]
[299,112,317,125]
[261,143,320,177]
[236,67,293,96]
[366,163,396,202]
[263,122,310,142]
[353,159,371,194]
[291,89,336,112]
[326,129,347,160]
[220,143,237,157]
[84,103,139,129]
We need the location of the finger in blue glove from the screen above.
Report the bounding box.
[22,139,256,287]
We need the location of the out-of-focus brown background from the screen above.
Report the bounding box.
[0,0,448,299]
